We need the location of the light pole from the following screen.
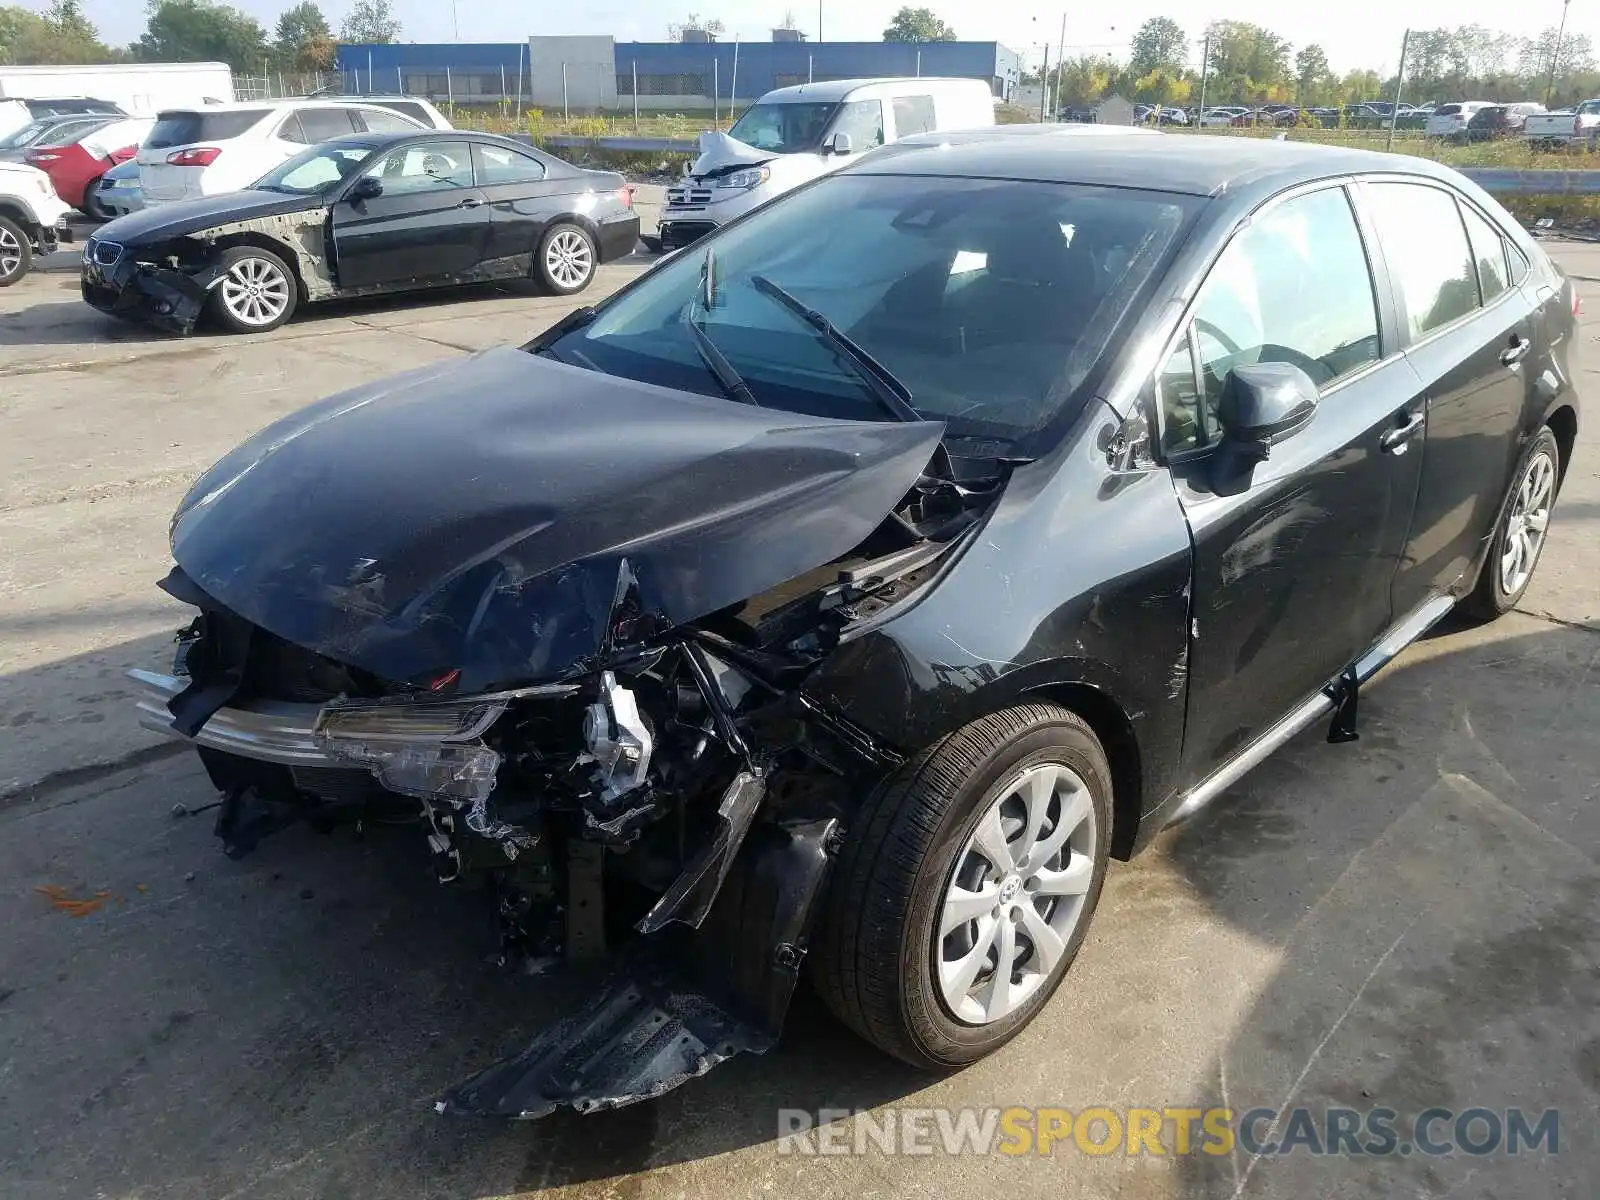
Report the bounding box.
[1546,0,1573,106]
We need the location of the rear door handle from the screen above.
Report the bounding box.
[458,197,485,209]
[1380,410,1425,454]
[1500,335,1531,366]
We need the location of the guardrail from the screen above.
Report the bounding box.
[526,135,1600,195]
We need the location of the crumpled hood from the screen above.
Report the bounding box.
[169,346,945,690]
[689,131,774,178]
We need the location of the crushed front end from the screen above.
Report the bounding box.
[80,232,222,334]
[129,349,1007,1116]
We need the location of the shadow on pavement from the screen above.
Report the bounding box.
[1,621,1595,1198]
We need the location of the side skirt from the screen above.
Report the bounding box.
[1163,593,1456,828]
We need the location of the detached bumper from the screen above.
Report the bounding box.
[81,256,214,335]
[129,668,336,767]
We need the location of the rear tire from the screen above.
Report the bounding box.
[0,216,32,286]
[811,703,1113,1070]
[82,177,111,222]
[1460,426,1562,622]
[536,222,597,295]
[207,245,298,334]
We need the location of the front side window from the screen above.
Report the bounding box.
[364,141,474,193]
[1461,204,1510,302]
[1364,182,1479,338]
[1161,186,1381,454]
[549,174,1196,453]
[833,99,886,149]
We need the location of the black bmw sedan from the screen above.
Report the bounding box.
[128,129,1578,1115]
[81,130,639,334]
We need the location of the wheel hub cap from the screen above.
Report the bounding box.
[936,761,1098,1026]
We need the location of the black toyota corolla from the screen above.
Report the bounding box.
[129,129,1578,1116]
[81,130,638,335]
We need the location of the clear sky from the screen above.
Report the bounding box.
[71,0,1597,78]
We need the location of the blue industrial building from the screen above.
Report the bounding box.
[335,36,1022,111]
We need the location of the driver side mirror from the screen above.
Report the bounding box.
[824,131,854,156]
[1209,361,1319,489]
[348,174,383,202]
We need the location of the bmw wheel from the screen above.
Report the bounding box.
[1462,425,1562,620]
[0,216,33,286]
[209,246,298,334]
[812,703,1113,1069]
[536,222,597,295]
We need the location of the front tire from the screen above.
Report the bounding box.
[0,216,33,286]
[208,246,298,334]
[812,703,1113,1069]
[1461,425,1562,621]
[536,222,597,295]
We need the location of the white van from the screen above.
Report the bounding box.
[658,77,995,250]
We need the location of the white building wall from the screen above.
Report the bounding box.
[527,36,618,110]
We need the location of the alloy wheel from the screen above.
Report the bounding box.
[0,225,21,280]
[219,256,291,327]
[1500,447,1556,596]
[936,761,1098,1025]
[546,229,593,289]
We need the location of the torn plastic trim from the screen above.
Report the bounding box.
[636,767,765,934]
[440,816,839,1119]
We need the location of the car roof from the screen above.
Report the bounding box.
[850,128,1462,199]
[756,77,985,103]
[153,99,410,116]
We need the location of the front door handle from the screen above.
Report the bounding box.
[1380,410,1425,454]
[1500,335,1531,366]
[458,197,485,209]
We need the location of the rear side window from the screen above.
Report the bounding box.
[145,110,269,149]
[892,94,936,137]
[473,143,546,185]
[1461,205,1510,302]
[1436,104,1462,116]
[373,101,431,126]
[355,108,420,133]
[1161,186,1381,454]
[296,107,359,142]
[1364,182,1479,338]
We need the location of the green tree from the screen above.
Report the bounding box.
[882,7,956,43]
[137,0,268,72]
[1295,44,1331,105]
[1053,54,1116,104]
[1205,20,1291,102]
[0,0,112,64]
[339,0,401,44]
[275,0,332,70]
[1128,17,1187,78]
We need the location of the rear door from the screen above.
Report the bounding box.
[1360,181,1540,616]
[470,141,566,271]
[332,139,490,289]
[1156,183,1425,782]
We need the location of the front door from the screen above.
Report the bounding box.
[1156,183,1425,781]
[333,139,489,290]
[1358,181,1539,616]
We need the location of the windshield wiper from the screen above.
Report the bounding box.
[681,305,761,407]
[748,273,922,423]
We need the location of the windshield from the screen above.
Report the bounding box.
[726,102,837,153]
[548,173,1197,453]
[252,140,379,194]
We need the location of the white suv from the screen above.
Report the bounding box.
[0,161,73,285]
[136,100,436,205]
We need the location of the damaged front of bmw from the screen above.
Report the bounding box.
[129,327,1012,1116]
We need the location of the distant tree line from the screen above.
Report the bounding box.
[1039,17,1600,110]
[0,0,401,74]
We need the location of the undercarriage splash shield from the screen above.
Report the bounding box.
[436,962,773,1119]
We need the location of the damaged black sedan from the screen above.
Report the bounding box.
[131,131,1578,1117]
[82,131,638,334]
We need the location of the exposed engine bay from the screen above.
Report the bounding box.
[133,410,1006,1118]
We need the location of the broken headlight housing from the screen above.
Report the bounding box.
[312,694,508,803]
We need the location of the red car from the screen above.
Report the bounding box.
[26,117,152,211]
